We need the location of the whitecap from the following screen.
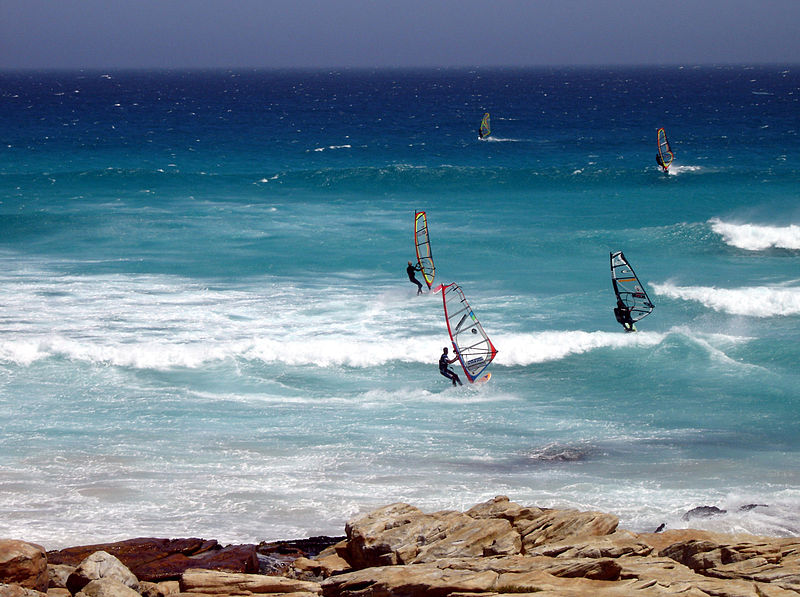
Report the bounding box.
[709,218,800,251]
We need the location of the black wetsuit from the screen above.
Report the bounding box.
[407,264,423,294]
[614,304,635,331]
[439,353,462,386]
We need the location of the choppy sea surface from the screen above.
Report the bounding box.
[1,66,798,548]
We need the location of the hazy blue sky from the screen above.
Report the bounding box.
[2,0,798,69]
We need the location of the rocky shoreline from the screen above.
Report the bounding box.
[2,496,799,596]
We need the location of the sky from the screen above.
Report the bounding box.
[1,0,799,70]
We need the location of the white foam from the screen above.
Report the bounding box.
[494,330,662,365]
[709,218,800,250]
[665,164,703,175]
[652,282,800,317]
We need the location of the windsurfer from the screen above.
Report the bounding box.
[407,261,424,295]
[439,347,463,386]
[614,298,636,332]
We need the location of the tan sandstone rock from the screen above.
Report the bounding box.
[75,578,141,597]
[0,584,47,597]
[344,501,521,569]
[0,540,49,593]
[179,568,321,595]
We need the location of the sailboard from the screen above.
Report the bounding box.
[656,127,674,172]
[414,211,435,289]
[479,112,491,139]
[440,283,498,383]
[610,251,655,329]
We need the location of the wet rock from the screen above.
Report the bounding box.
[256,537,345,575]
[682,505,727,521]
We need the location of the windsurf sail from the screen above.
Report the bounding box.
[479,113,491,138]
[656,127,674,172]
[440,283,498,383]
[414,211,435,289]
[610,251,655,323]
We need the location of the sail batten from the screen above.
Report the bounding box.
[440,283,497,383]
[610,251,655,324]
[414,211,435,289]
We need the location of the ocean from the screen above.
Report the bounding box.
[1,66,798,549]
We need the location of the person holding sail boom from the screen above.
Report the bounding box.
[407,261,424,295]
[439,347,462,386]
[614,298,636,332]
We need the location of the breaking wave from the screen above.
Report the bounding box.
[709,218,800,251]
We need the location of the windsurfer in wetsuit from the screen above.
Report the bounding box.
[407,261,424,295]
[614,298,636,332]
[656,153,667,172]
[439,347,462,386]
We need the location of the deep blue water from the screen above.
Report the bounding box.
[1,66,799,548]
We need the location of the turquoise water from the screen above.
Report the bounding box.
[1,66,799,548]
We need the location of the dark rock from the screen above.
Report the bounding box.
[256,536,345,575]
[48,539,257,582]
[132,544,258,582]
[47,539,215,569]
[739,503,768,512]
[654,523,666,533]
[682,506,727,521]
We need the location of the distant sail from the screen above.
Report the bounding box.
[479,113,491,139]
[414,211,435,289]
[440,283,498,383]
[656,127,674,172]
[610,251,655,323]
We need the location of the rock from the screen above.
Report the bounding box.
[179,568,321,595]
[66,552,139,595]
[514,508,619,551]
[0,584,47,597]
[525,530,652,560]
[740,504,768,511]
[46,565,74,590]
[344,501,522,569]
[256,537,345,575]
[0,541,49,594]
[74,578,141,597]
[682,505,727,521]
[45,589,70,597]
[138,580,180,597]
[132,544,258,582]
[51,539,259,583]
[291,554,351,582]
[48,540,216,570]
[49,539,257,583]
[321,564,498,597]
